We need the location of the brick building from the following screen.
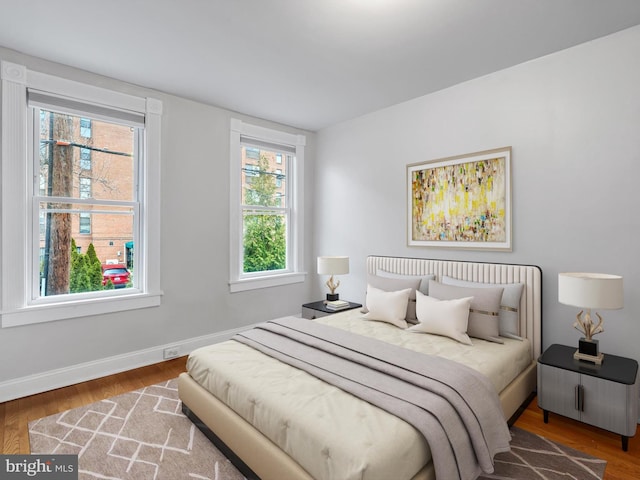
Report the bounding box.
[40,112,135,269]
[241,146,288,204]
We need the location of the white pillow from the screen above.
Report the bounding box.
[408,291,473,345]
[362,285,412,328]
[365,274,422,322]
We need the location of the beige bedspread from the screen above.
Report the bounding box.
[186,310,531,480]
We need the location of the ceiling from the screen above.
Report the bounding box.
[2,0,640,131]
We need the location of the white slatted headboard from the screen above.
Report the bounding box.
[367,256,542,360]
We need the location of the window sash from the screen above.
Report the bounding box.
[241,208,289,274]
[239,142,292,276]
[28,104,143,304]
[79,213,91,234]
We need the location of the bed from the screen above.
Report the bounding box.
[178,256,542,480]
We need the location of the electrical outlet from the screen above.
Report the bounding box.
[163,347,180,359]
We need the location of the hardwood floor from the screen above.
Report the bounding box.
[515,398,640,480]
[2,358,639,479]
[1,357,187,456]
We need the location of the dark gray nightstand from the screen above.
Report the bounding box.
[301,300,362,320]
[537,344,639,451]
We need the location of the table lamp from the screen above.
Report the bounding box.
[558,272,623,364]
[317,256,349,301]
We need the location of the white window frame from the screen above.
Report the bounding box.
[229,118,305,292]
[1,61,163,327]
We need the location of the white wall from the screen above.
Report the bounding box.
[315,25,640,363]
[0,47,316,400]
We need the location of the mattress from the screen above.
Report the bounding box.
[186,309,531,480]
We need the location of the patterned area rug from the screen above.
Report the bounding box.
[29,379,245,480]
[479,426,607,480]
[30,379,606,480]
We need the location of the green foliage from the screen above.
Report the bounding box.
[85,243,103,288]
[70,240,104,293]
[243,213,286,272]
[243,153,286,273]
[126,267,134,288]
[245,155,276,206]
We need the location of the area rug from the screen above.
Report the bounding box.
[479,426,607,480]
[30,379,606,480]
[29,378,245,480]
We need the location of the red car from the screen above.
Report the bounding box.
[102,264,130,288]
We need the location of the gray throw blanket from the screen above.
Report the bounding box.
[234,317,511,480]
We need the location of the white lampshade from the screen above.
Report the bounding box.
[317,256,349,275]
[558,273,623,310]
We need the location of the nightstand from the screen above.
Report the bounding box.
[301,300,362,320]
[537,343,639,451]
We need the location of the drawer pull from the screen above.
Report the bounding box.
[574,384,585,412]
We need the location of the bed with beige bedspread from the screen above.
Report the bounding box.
[178,256,542,480]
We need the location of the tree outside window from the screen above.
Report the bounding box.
[242,151,287,273]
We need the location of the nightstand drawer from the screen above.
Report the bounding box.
[302,307,331,320]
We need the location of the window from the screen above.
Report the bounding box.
[79,176,92,199]
[1,61,162,327]
[80,117,92,137]
[229,119,305,292]
[244,164,259,184]
[80,147,91,170]
[79,213,91,234]
[245,147,259,160]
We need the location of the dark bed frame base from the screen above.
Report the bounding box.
[181,403,261,480]
[507,391,536,426]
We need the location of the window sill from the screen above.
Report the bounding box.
[229,272,306,293]
[1,291,163,328]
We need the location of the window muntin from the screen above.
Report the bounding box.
[32,107,139,299]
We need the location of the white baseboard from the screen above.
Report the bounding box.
[0,323,259,403]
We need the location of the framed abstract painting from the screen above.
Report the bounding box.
[407,147,512,250]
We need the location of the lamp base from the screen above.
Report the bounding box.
[326,293,339,301]
[574,350,604,364]
[574,338,604,364]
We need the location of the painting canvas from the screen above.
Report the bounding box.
[407,147,511,250]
